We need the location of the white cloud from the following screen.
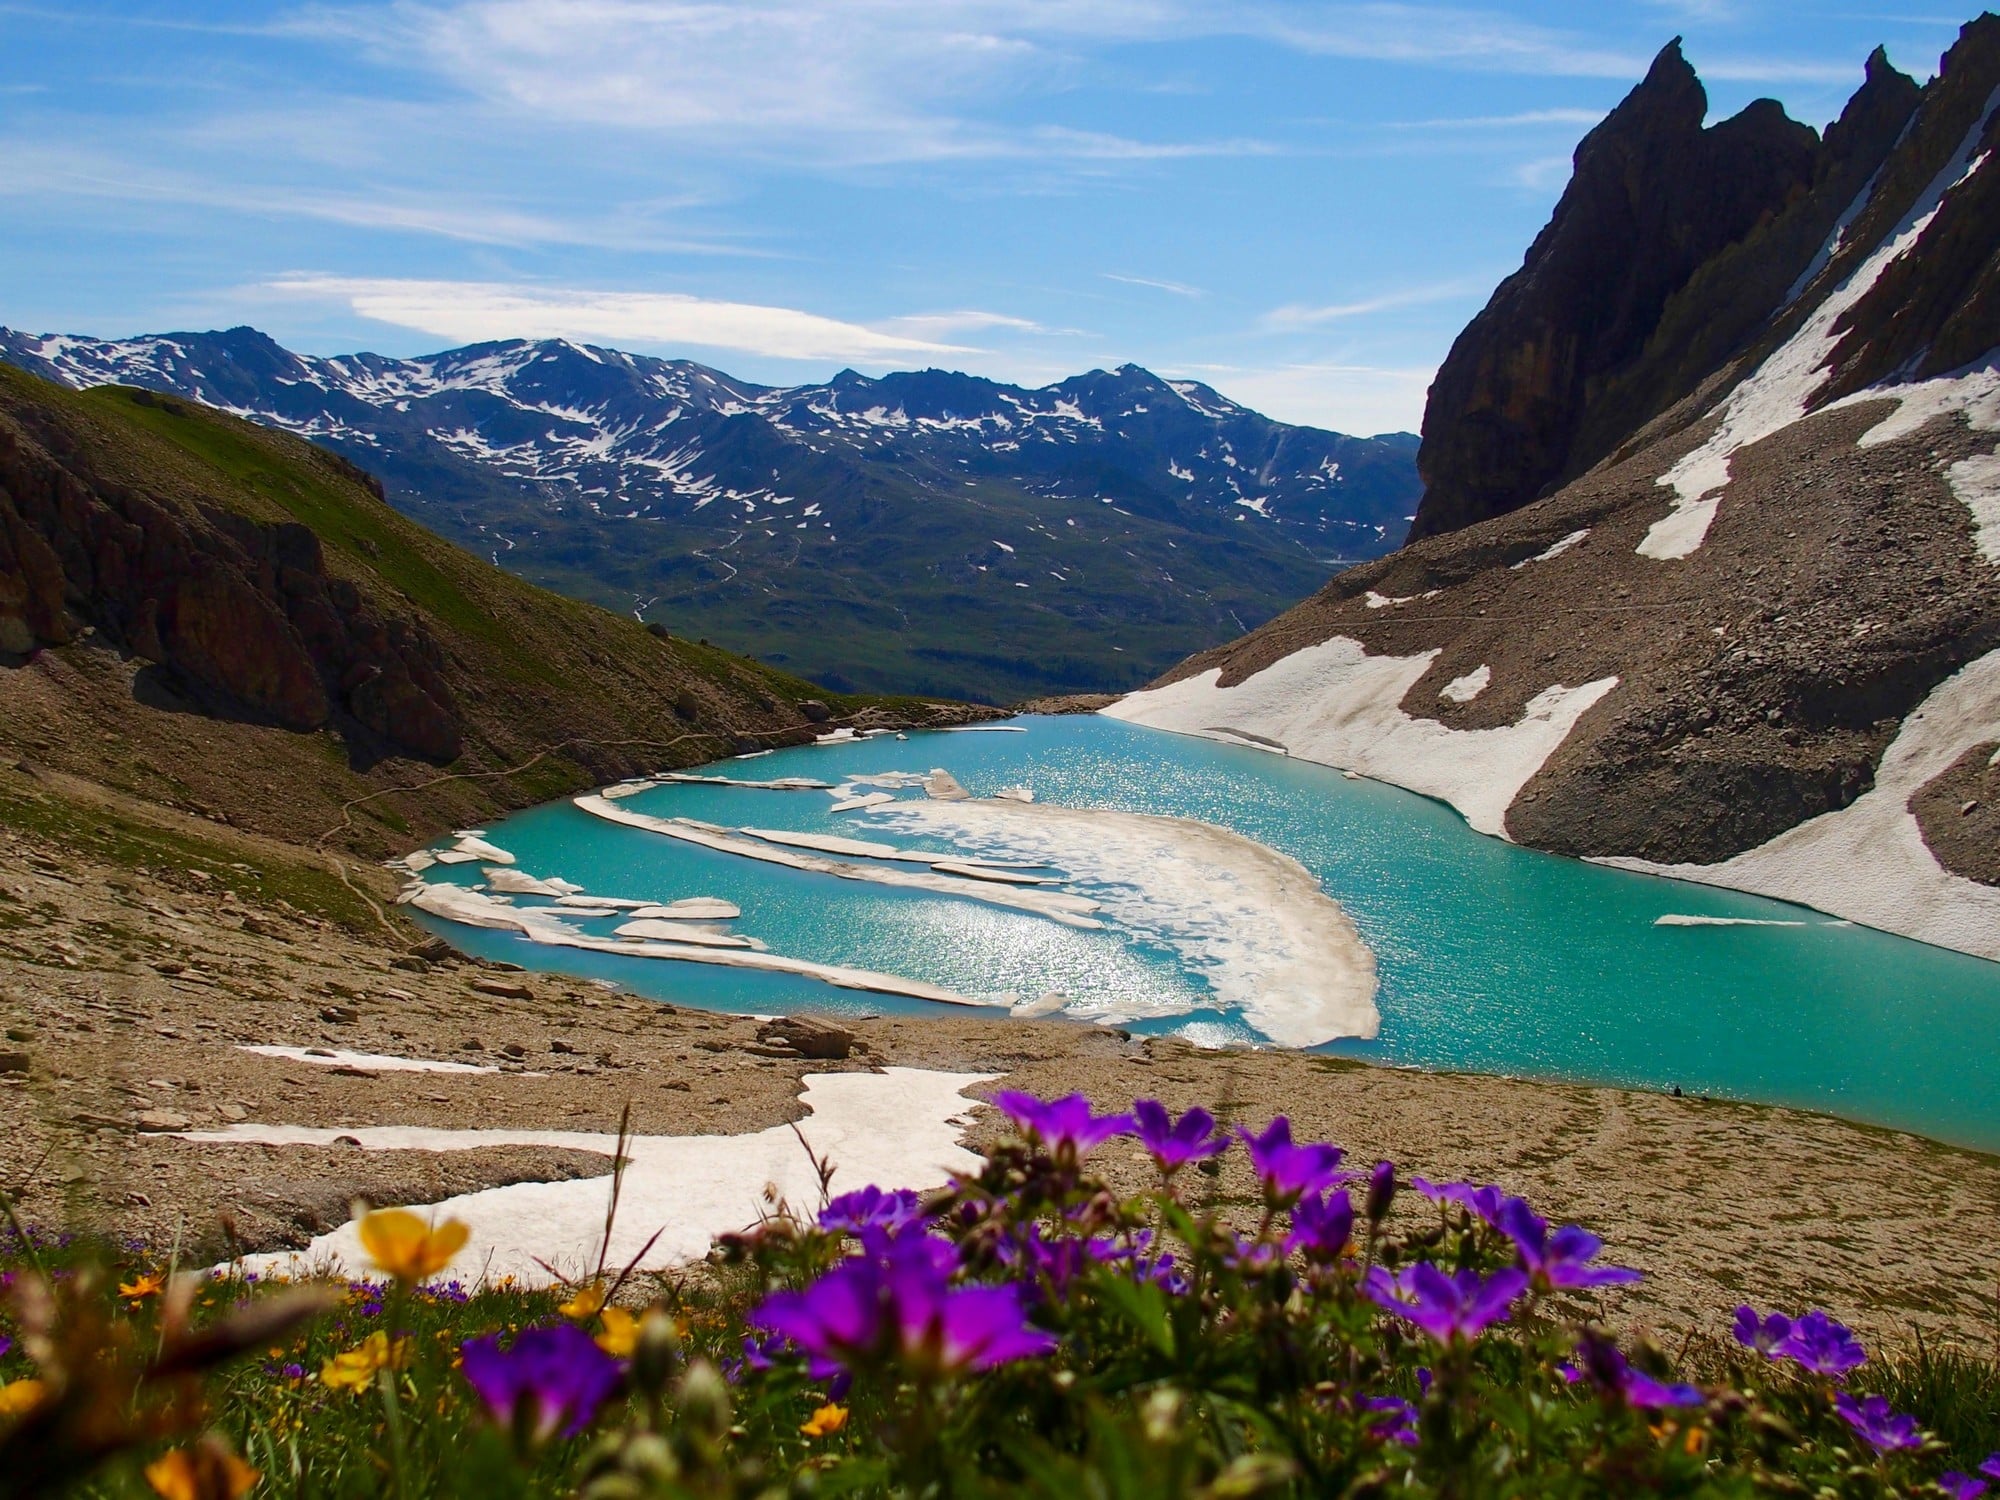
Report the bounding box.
[1174,361,1436,435]
[1259,278,1489,331]
[1104,272,1206,297]
[266,275,978,362]
[1508,154,1576,191]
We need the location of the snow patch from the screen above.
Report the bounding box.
[1440,666,1491,703]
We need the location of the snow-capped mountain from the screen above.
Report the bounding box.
[0,327,1420,701]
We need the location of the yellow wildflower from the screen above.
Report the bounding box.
[801,1403,849,1439]
[557,1281,607,1321]
[595,1306,640,1357]
[0,1379,46,1418]
[319,1331,408,1394]
[357,1209,468,1283]
[120,1271,167,1302]
[143,1443,260,1500]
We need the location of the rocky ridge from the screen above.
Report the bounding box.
[1114,17,2000,959]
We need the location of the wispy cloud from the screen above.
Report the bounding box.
[1508,154,1575,191]
[876,309,1047,339]
[1104,272,1205,297]
[1387,107,1605,129]
[267,275,982,362]
[1260,278,1489,331]
[1173,359,1436,434]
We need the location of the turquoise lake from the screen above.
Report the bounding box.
[410,715,2000,1151]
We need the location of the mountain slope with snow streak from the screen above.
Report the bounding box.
[1112,18,2000,961]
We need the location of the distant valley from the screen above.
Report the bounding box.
[0,328,1420,702]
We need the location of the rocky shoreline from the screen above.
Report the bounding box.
[4,759,1996,1352]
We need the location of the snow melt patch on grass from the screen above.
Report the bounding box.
[1642,88,2000,562]
[1106,638,1617,840]
[187,1069,997,1285]
[1601,646,2000,961]
[869,799,1379,1048]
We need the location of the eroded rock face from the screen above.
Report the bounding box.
[0,391,461,761]
[1409,40,1905,542]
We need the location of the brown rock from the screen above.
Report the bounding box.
[135,1110,191,1132]
[470,978,534,1001]
[756,1017,854,1060]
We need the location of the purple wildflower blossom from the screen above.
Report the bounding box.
[1362,1262,1528,1343]
[1983,1456,2000,1480]
[991,1091,1134,1161]
[1774,1310,1866,1378]
[0,1335,10,1360]
[1131,1100,1229,1174]
[1240,1118,1345,1206]
[1286,1189,1356,1264]
[1410,1178,1509,1225]
[1573,1336,1703,1410]
[1941,1474,1988,1500]
[1363,1396,1419,1447]
[1834,1392,1920,1453]
[1732,1306,1792,1356]
[755,1234,1056,1376]
[1496,1200,1641,1290]
[820,1186,928,1236]
[461,1324,623,1443]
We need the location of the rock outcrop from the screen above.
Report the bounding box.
[1116,20,2000,961]
[1409,40,1917,541]
[0,386,461,760]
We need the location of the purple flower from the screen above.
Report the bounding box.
[1131,1100,1228,1174]
[1496,1200,1640,1291]
[991,1091,1134,1161]
[1240,1118,1345,1206]
[461,1324,623,1443]
[820,1187,927,1236]
[1773,1310,1866,1378]
[755,1235,1056,1377]
[1286,1190,1355,1264]
[0,1335,11,1360]
[1983,1455,2000,1480]
[1362,1263,1528,1343]
[1410,1178,1508,1225]
[1363,1395,1418,1446]
[1732,1305,1792,1356]
[1834,1392,1920,1453]
[1941,1474,1989,1500]
[1572,1335,1703,1410]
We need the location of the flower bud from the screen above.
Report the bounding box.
[676,1359,733,1440]
[630,1309,682,1396]
[1365,1161,1396,1222]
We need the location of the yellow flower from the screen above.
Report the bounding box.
[357,1209,468,1283]
[557,1282,607,1321]
[318,1331,408,1394]
[143,1444,260,1500]
[801,1403,849,1439]
[595,1306,640,1358]
[0,1379,46,1418]
[120,1271,167,1302]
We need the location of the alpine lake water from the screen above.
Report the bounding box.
[410,715,2000,1152]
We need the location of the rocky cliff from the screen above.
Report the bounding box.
[1113,17,2000,961]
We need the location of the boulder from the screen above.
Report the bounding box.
[756,1017,854,1060]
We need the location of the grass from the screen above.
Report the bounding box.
[0,777,377,932]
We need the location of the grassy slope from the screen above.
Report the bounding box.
[0,369,986,866]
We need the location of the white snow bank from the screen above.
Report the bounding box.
[1512,529,1589,568]
[869,799,1379,1047]
[190,1068,996,1285]
[1603,646,2000,960]
[239,1045,496,1075]
[664,773,834,790]
[572,795,1103,928]
[1440,666,1491,703]
[1106,637,1618,839]
[1945,451,2000,563]
[1643,89,2000,561]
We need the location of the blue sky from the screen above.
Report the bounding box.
[0,2,1973,434]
